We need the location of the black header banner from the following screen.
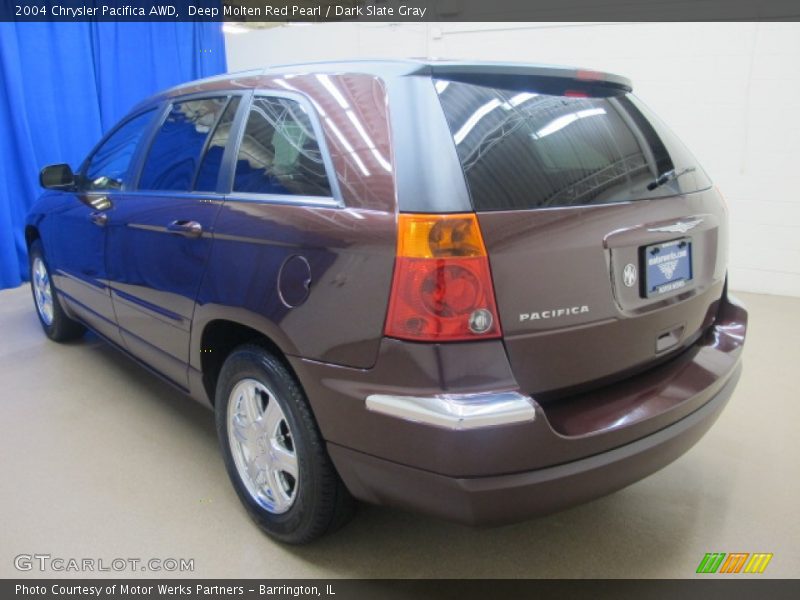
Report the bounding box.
[2,0,800,22]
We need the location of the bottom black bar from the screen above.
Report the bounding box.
[3,580,800,600]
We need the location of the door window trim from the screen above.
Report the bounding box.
[77,88,345,208]
[130,91,251,196]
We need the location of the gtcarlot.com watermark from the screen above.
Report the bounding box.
[14,554,194,573]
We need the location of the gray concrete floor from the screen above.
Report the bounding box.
[1,285,798,578]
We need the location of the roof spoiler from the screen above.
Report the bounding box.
[425,62,633,97]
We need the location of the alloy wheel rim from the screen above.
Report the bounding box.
[226,378,299,514]
[32,257,54,326]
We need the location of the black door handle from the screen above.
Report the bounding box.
[166,220,203,238]
[89,212,108,226]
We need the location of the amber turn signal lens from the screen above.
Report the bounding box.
[397,213,487,259]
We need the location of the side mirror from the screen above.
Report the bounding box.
[40,164,75,190]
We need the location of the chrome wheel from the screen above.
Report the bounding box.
[32,257,54,326]
[227,378,299,514]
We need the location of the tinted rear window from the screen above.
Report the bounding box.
[435,79,710,211]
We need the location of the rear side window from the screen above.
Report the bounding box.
[83,109,155,191]
[194,97,241,192]
[435,79,710,211]
[233,96,331,197]
[139,97,228,192]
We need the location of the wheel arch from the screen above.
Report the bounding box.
[195,316,300,406]
[25,225,41,249]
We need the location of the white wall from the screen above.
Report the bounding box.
[226,22,800,297]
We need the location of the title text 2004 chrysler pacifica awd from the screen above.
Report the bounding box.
[27,60,747,543]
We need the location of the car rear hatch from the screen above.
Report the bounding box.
[433,65,728,396]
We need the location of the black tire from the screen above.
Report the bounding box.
[28,239,86,342]
[215,344,355,544]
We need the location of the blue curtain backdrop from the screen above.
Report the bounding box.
[0,22,226,289]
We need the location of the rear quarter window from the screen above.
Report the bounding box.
[233,96,332,198]
[435,79,711,211]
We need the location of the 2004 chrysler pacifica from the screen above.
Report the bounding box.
[27,60,747,543]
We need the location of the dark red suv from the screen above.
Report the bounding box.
[27,60,747,543]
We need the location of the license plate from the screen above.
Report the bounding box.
[644,238,692,297]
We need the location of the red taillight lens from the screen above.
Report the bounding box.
[384,214,502,342]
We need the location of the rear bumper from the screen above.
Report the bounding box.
[328,363,739,525]
[365,390,536,430]
[289,292,746,524]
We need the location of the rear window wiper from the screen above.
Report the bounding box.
[647,166,696,191]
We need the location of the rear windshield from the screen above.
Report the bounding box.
[434,79,711,211]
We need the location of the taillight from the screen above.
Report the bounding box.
[384,213,502,342]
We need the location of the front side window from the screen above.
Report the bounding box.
[83,109,155,191]
[139,97,228,192]
[233,96,331,197]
